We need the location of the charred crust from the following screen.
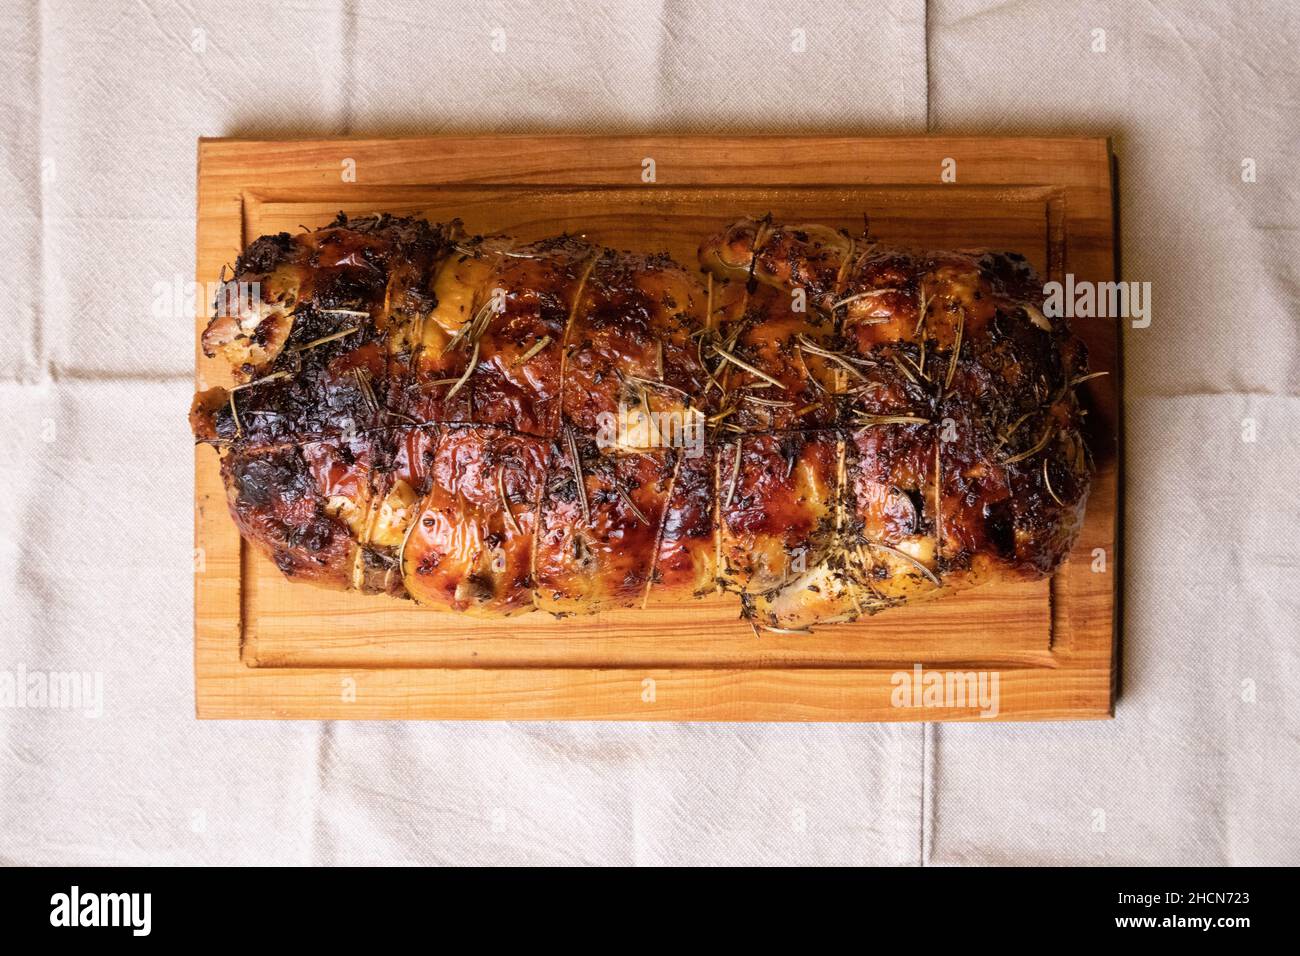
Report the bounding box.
[234,232,295,276]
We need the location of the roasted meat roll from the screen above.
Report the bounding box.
[191,213,1093,630]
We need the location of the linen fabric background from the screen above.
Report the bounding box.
[1,0,1296,865]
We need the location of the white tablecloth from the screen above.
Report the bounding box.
[1,0,1296,865]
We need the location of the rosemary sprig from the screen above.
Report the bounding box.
[1043,458,1065,507]
[1069,371,1109,387]
[291,326,360,353]
[453,240,538,260]
[854,414,930,427]
[723,439,743,509]
[1002,424,1057,465]
[351,367,378,413]
[315,308,370,319]
[697,333,724,395]
[617,486,649,525]
[564,425,590,526]
[443,340,480,400]
[442,297,497,355]
[794,334,869,381]
[944,307,965,391]
[227,370,290,438]
[997,411,1034,449]
[512,334,551,367]
[710,344,784,389]
[833,288,899,310]
[741,395,795,408]
[626,374,690,400]
[914,285,931,337]
[892,354,918,384]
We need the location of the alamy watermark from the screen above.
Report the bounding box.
[890,664,1000,718]
[596,407,705,458]
[1043,274,1151,329]
[0,664,103,718]
[151,274,260,320]
[50,886,150,936]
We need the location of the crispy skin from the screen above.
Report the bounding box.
[192,213,1092,629]
[700,217,1091,625]
[401,426,548,614]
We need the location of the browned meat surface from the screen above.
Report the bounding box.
[191,213,1092,630]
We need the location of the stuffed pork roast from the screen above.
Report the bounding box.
[190,213,1093,631]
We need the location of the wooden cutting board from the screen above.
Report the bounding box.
[194,135,1119,721]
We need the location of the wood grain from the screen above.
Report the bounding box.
[195,135,1118,721]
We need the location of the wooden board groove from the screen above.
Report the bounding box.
[194,134,1118,721]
